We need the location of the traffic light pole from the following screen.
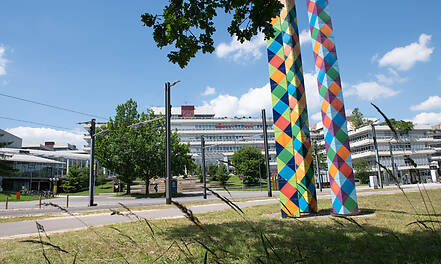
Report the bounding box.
[201,136,207,199]
[89,118,97,206]
[262,109,272,197]
[165,82,172,204]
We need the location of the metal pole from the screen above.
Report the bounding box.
[371,124,383,188]
[201,136,207,199]
[89,118,96,206]
[262,109,272,197]
[165,82,172,204]
[314,141,322,192]
[388,141,395,186]
[259,161,262,191]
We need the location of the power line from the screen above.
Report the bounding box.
[0,92,107,120]
[0,116,74,130]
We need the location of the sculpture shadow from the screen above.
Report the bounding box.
[164,210,441,264]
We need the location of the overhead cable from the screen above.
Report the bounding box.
[0,92,107,120]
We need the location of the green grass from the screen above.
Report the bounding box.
[211,175,269,191]
[59,182,114,196]
[1,189,441,263]
[0,192,47,202]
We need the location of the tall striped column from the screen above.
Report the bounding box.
[267,11,300,218]
[280,0,317,213]
[306,0,358,215]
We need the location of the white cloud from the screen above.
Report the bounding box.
[5,127,86,149]
[304,72,321,111]
[413,112,441,125]
[311,112,322,122]
[410,96,441,111]
[375,68,407,85]
[439,75,441,81]
[378,34,434,71]
[202,86,216,96]
[347,82,399,101]
[202,83,271,117]
[216,33,266,62]
[299,29,312,46]
[0,45,7,76]
[371,53,379,63]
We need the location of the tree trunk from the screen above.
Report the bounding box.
[145,179,150,195]
[126,182,131,195]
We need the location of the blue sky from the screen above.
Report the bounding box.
[0,0,440,147]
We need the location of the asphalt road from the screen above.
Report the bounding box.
[0,190,277,217]
[0,183,440,239]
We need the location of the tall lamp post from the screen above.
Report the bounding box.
[261,109,272,197]
[201,136,207,199]
[165,80,180,205]
[371,123,383,188]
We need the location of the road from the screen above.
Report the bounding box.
[1,183,440,218]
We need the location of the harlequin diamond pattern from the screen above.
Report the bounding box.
[280,0,317,213]
[306,0,358,215]
[267,13,300,218]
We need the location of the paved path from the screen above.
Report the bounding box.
[0,183,440,239]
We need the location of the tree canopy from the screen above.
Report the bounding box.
[95,99,194,194]
[231,146,265,184]
[141,0,283,68]
[353,158,371,184]
[349,108,368,130]
[384,119,414,135]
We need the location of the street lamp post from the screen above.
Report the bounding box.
[201,136,207,199]
[261,109,272,197]
[371,123,383,188]
[165,80,180,205]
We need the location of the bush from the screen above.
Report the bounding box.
[216,164,230,186]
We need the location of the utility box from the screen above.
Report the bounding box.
[369,176,378,189]
[171,179,178,193]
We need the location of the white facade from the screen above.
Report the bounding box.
[311,123,441,183]
[153,106,277,168]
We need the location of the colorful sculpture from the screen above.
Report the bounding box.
[267,0,358,216]
[267,9,300,218]
[267,0,317,217]
[306,0,358,215]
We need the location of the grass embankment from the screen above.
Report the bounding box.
[0,193,46,202]
[59,182,114,196]
[1,189,441,263]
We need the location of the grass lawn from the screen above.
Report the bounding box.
[59,182,114,196]
[1,189,441,263]
[0,192,47,202]
[211,174,269,191]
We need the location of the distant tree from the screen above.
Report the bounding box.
[216,163,230,186]
[0,134,19,177]
[353,158,371,184]
[95,99,194,194]
[207,164,218,181]
[350,108,367,130]
[61,164,89,193]
[231,146,265,185]
[385,119,414,135]
[193,164,202,183]
[141,0,283,68]
[311,139,327,180]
